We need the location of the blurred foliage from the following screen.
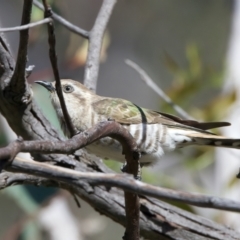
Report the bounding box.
[155,44,235,174]
[103,43,237,196]
[31,0,58,22]
[67,31,111,69]
[0,186,41,240]
[162,44,235,119]
[30,1,63,43]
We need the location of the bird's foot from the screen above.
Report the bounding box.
[121,161,142,181]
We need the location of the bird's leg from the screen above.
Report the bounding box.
[121,161,142,181]
[136,161,142,181]
[120,162,127,173]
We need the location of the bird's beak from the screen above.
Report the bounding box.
[35,81,55,92]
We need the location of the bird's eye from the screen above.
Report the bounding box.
[63,85,74,93]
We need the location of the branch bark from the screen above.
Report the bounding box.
[11,0,32,97]
[83,0,117,92]
[1,162,240,240]
[2,156,240,213]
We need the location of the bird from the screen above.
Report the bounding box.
[35,79,240,166]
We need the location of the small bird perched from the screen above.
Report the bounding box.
[36,79,240,166]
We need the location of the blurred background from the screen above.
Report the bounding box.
[1,0,240,239]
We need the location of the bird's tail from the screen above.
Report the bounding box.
[191,135,240,149]
[188,132,240,149]
[168,128,240,149]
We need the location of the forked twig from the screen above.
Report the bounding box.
[33,0,89,38]
[0,18,51,32]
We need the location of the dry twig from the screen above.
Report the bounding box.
[42,0,77,137]
[125,59,193,120]
[0,18,51,32]
[33,0,89,38]
[83,0,117,92]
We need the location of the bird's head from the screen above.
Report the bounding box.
[35,79,95,111]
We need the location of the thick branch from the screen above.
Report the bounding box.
[0,34,74,166]
[0,34,14,86]
[1,160,240,240]
[0,121,138,162]
[11,0,32,95]
[2,156,240,213]
[83,0,117,92]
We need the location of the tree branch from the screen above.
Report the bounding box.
[83,0,117,92]
[32,0,89,38]
[1,156,240,213]
[0,32,74,166]
[42,0,77,137]
[1,158,240,239]
[0,120,138,162]
[0,18,51,32]
[11,0,33,97]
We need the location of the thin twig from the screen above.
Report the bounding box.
[0,18,51,32]
[3,156,240,213]
[125,59,194,120]
[42,0,77,137]
[83,0,117,92]
[11,0,33,95]
[33,0,89,38]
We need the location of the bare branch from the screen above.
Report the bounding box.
[0,18,51,32]
[42,0,77,137]
[33,0,89,38]
[125,59,194,120]
[83,0,117,92]
[2,156,240,213]
[123,147,140,239]
[0,34,14,84]
[1,169,240,240]
[11,0,33,95]
[0,121,138,162]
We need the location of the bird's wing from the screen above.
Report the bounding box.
[156,112,230,130]
[92,98,230,132]
[92,98,155,124]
